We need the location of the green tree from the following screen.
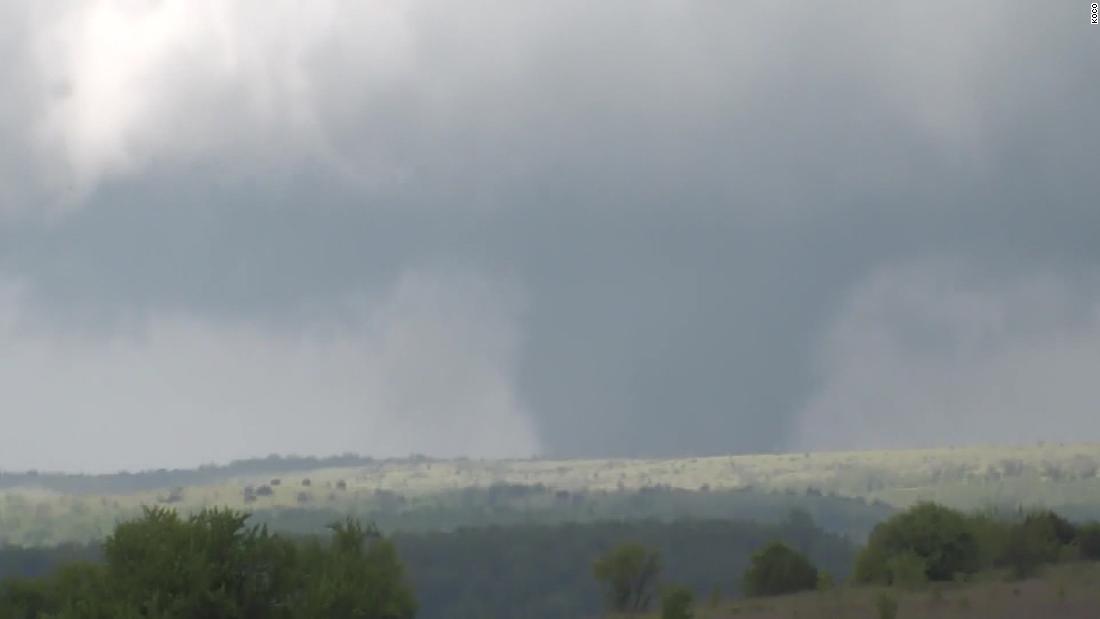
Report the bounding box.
[103,506,300,618]
[742,541,818,597]
[0,507,416,619]
[855,503,979,584]
[292,518,417,619]
[592,542,661,614]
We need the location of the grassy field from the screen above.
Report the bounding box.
[647,562,1100,619]
[2,441,1100,545]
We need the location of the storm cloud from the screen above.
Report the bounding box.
[794,260,1100,451]
[0,268,536,471]
[0,1,1097,470]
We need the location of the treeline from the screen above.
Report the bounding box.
[0,511,857,619]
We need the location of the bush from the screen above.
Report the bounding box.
[885,551,928,590]
[593,542,661,613]
[1075,522,1100,559]
[816,570,834,592]
[999,510,1076,579]
[1022,510,1076,546]
[875,591,899,619]
[1001,525,1054,579]
[855,503,979,584]
[967,511,1011,567]
[661,585,694,619]
[743,542,818,597]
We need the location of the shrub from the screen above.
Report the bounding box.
[593,542,661,613]
[1075,522,1100,559]
[1022,510,1076,546]
[1001,523,1055,579]
[661,585,694,619]
[855,503,979,584]
[1059,542,1082,563]
[743,542,818,597]
[999,510,1076,579]
[968,512,1012,568]
[875,591,899,619]
[816,570,834,592]
[885,551,928,589]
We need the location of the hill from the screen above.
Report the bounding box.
[2,442,1100,545]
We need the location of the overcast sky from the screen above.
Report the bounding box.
[0,1,1098,472]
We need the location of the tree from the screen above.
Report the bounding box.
[855,503,979,584]
[292,518,417,619]
[593,542,661,614]
[102,506,300,618]
[0,507,417,619]
[742,541,818,597]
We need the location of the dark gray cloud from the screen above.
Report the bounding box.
[0,1,1097,470]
